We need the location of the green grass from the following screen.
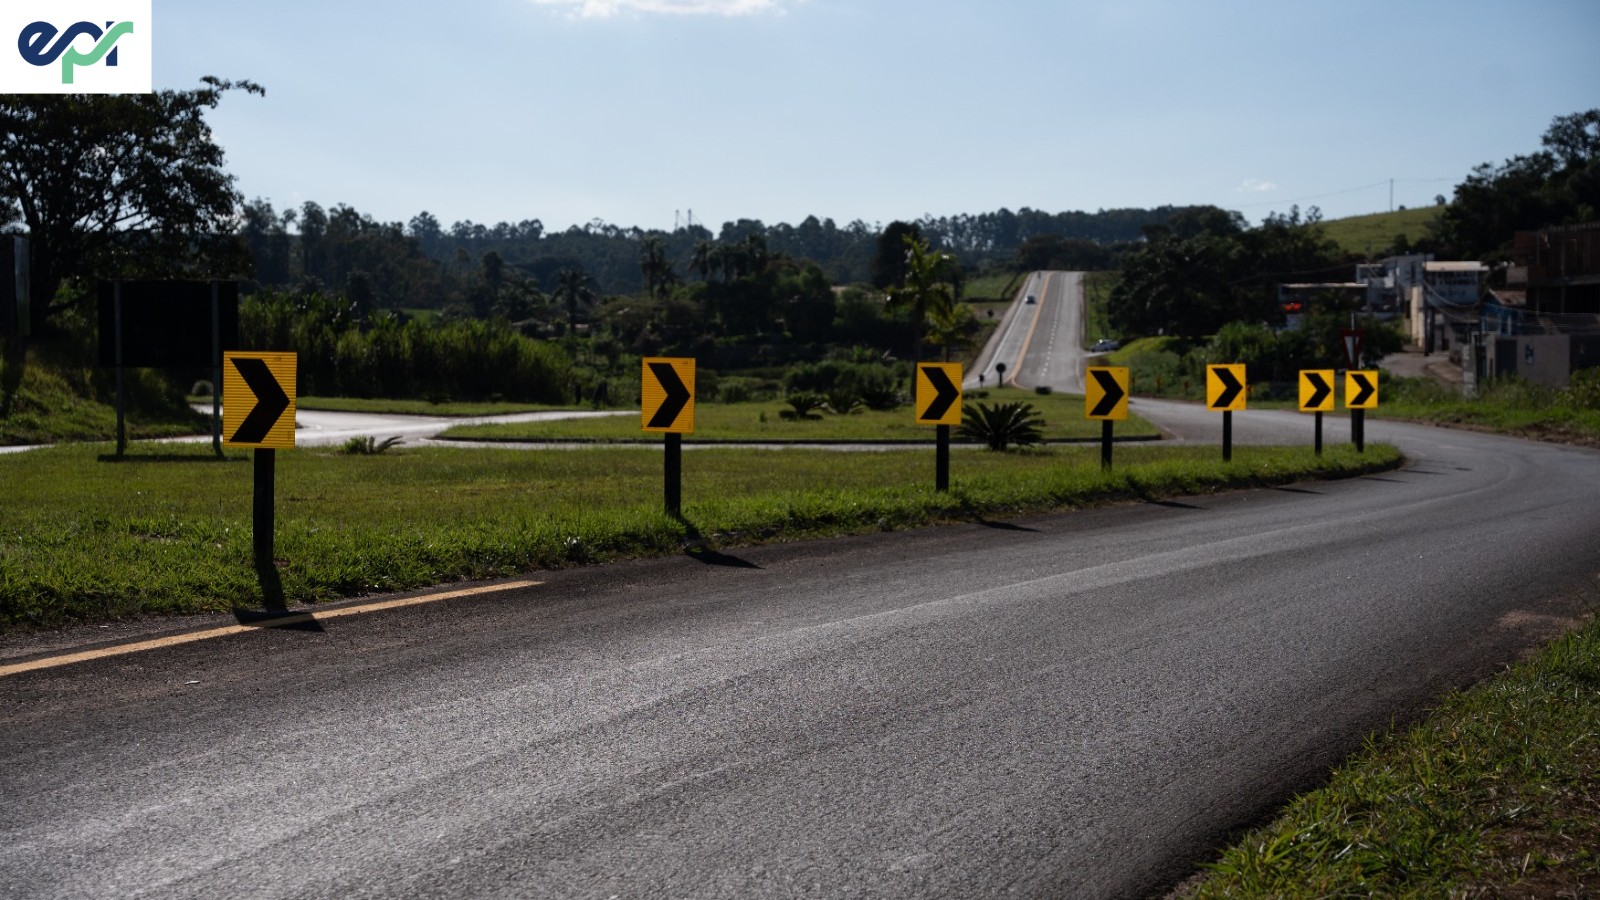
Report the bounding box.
[437,389,1162,443]
[1,360,208,445]
[1083,271,1119,346]
[296,396,571,416]
[964,272,1022,301]
[1377,375,1600,446]
[1320,207,1442,257]
[0,440,1400,629]
[1179,614,1600,898]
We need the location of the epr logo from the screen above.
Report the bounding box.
[1,2,150,94]
[18,21,135,85]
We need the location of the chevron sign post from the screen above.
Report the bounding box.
[1085,366,1129,468]
[223,351,297,572]
[1206,364,1247,462]
[642,357,696,516]
[1299,369,1335,456]
[915,362,962,492]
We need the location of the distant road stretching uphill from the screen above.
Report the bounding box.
[967,270,1087,394]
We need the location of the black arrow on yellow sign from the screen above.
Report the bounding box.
[1304,371,1332,409]
[230,357,291,444]
[1212,366,1244,409]
[919,366,960,422]
[1349,372,1376,407]
[1088,369,1126,418]
[646,361,691,429]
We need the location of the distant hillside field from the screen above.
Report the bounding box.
[1320,207,1442,256]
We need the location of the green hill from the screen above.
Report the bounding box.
[1319,207,1442,257]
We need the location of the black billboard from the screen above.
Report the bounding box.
[98,280,239,368]
[0,237,26,338]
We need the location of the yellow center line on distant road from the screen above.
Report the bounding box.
[0,580,543,678]
[1010,272,1052,386]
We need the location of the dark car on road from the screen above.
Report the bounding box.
[1090,339,1120,353]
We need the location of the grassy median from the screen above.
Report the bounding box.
[439,389,1161,443]
[0,441,1397,629]
[1178,614,1600,898]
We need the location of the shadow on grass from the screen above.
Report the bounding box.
[675,514,763,569]
[233,560,326,631]
[97,452,242,464]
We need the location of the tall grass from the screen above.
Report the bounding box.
[1382,371,1600,442]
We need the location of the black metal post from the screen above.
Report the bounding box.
[935,424,950,492]
[114,281,125,457]
[1314,411,1324,456]
[1101,420,1113,469]
[664,432,682,517]
[253,448,275,570]
[1353,409,1365,453]
[1222,410,1233,462]
[211,283,222,458]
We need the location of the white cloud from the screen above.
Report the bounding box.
[1238,178,1279,193]
[527,0,795,17]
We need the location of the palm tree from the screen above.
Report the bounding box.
[689,240,715,282]
[553,267,593,333]
[639,236,676,299]
[886,235,958,366]
[926,301,976,361]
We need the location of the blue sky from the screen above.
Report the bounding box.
[156,0,1600,233]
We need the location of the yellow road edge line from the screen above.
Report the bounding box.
[0,579,543,679]
[1010,272,1051,386]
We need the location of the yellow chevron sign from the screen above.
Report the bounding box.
[915,362,962,426]
[1205,364,1247,412]
[641,357,695,433]
[222,351,296,449]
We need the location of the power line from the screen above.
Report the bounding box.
[1230,177,1457,210]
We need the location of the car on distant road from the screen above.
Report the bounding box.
[1024,295,1036,304]
[1090,339,1120,353]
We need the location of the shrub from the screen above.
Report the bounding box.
[340,435,404,455]
[779,391,828,420]
[1568,368,1600,410]
[959,401,1045,451]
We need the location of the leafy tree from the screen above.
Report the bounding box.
[1433,109,1600,258]
[0,77,262,335]
[886,235,958,363]
[872,221,923,289]
[553,267,594,332]
[639,236,676,299]
[925,301,977,361]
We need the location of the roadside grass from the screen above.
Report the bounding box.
[964,272,1022,301]
[438,389,1162,443]
[1376,375,1600,446]
[1319,207,1443,257]
[295,396,571,417]
[0,441,1399,629]
[1178,614,1600,898]
[1,360,208,445]
[1083,271,1119,346]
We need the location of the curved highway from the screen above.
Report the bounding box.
[4,413,1598,898]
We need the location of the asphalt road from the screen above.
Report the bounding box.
[5,414,1599,898]
[968,271,1087,394]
